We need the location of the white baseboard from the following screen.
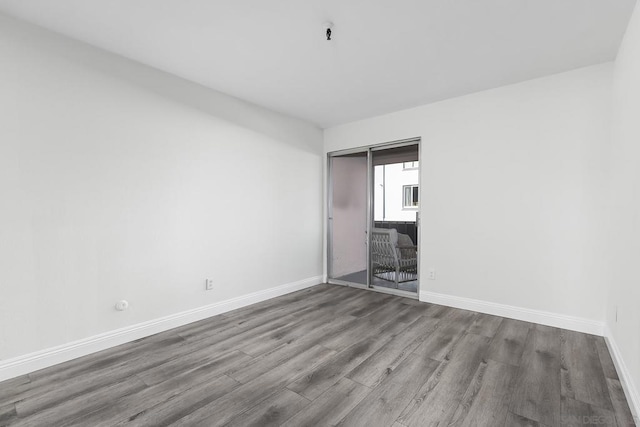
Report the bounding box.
[0,275,323,382]
[604,326,640,423]
[419,290,605,336]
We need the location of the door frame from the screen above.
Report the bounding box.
[327,137,421,299]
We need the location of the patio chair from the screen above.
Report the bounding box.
[371,228,418,288]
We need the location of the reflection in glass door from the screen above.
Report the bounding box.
[328,152,369,286]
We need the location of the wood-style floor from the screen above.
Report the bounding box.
[0,284,636,427]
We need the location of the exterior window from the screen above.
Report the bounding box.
[403,185,419,208]
[403,161,419,170]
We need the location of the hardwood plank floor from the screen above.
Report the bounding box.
[448,360,518,427]
[338,353,440,427]
[561,330,614,411]
[397,333,492,426]
[509,324,562,426]
[282,378,370,427]
[0,284,635,427]
[486,318,531,366]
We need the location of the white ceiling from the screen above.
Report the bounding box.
[0,0,636,127]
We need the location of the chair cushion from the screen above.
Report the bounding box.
[397,232,414,247]
[372,227,398,245]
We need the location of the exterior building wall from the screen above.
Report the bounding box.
[374,163,419,222]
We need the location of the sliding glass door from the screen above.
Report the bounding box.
[328,140,420,297]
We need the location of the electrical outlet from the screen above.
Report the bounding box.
[428,268,436,280]
[205,279,214,291]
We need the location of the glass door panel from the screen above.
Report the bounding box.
[370,145,419,294]
[328,152,368,285]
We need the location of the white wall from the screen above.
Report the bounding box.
[0,13,323,361]
[325,63,613,324]
[374,164,420,222]
[607,0,640,415]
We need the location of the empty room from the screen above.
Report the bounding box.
[1,1,639,426]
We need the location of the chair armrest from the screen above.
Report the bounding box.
[396,245,417,250]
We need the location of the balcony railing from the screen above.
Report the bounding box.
[373,221,417,246]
